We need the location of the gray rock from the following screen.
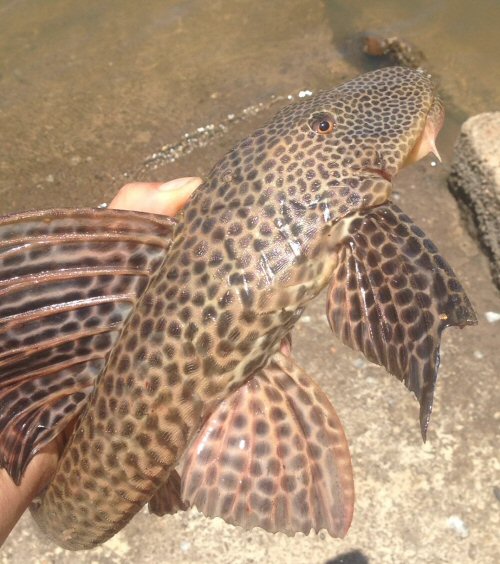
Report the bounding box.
[448,112,500,289]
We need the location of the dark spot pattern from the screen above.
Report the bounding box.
[0,209,177,487]
[0,67,475,550]
[181,353,353,537]
[326,203,477,437]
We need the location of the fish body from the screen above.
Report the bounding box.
[0,67,476,549]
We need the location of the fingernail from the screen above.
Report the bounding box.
[158,177,202,192]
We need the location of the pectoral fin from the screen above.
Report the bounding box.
[326,203,477,438]
[0,208,176,482]
[180,353,354,538]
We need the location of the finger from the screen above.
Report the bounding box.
[109,177,202,215]
[0,447,59,545]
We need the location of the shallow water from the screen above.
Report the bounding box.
[0,0,498,213]
[0,0,345,211]
[327,0,499,114]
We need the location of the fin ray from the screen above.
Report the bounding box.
[327,202,477,437]
[0,207,176,482]
[180,353,354,537]
[148,471,187,516]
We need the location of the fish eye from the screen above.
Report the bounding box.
[310,113,335,134]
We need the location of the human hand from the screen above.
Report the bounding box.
[0,177,202,546]
[108,177,202,215]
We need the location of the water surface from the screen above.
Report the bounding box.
[0,0,497,213]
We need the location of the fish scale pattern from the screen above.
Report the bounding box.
[0,67,475,550]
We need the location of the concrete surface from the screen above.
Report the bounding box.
[1,1,499,563]
[448,113,500,290]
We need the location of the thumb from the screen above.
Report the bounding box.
[109,177,202,216]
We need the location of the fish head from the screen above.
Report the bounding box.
[251,66,443,224]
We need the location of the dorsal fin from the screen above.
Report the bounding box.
[0,208,176,483]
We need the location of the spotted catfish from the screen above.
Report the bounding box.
[0,67,476,549]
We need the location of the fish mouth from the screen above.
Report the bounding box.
[361,95,444,183]
[404,96,445,165]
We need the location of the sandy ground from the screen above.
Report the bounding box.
[1,1,499,563]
